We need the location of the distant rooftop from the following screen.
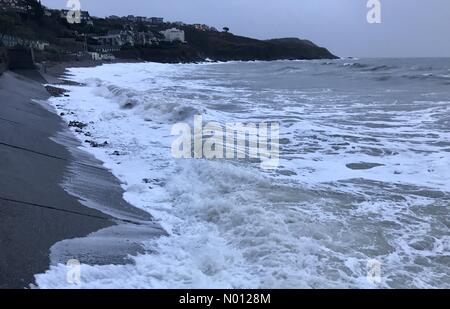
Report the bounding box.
[0,0,32,13]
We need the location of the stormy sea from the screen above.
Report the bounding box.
[36,58,450,288]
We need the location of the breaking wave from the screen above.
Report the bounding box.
[36,59,450,288]
[89,79,202,122]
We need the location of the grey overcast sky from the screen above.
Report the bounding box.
[40,0,450,58]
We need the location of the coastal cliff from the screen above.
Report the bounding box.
[116,31,337,63]
[0,4,337,65]
[184,31,336,61]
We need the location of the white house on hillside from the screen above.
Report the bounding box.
[160,28,185,43]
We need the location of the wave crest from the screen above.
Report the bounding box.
[90,80,202,122]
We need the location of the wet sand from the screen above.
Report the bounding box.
[0,68,164,288]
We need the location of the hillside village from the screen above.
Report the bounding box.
[0,0,336,68]
[0,0,215,61]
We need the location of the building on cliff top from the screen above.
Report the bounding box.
[0,0,32,13]
[114,15,164,25]
[0,34,49,50]
[150,17,164,24]
[92,34,123,47]
[160,28,185,43]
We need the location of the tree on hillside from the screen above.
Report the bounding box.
[25,0,44,21]
[223,27,229,33]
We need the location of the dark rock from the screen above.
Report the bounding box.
[59,79,85,86]
[346,162,385,170]
[122,99,138,109]
[142,178,166,187]
[89,141,109,148]
[45,85,67,97]
[68,121,87,129]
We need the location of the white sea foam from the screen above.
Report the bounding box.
[36,60,450,288]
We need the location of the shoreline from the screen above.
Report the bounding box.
[36,57,345,83]
[0,66,165,288]
[17,57,450,289]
